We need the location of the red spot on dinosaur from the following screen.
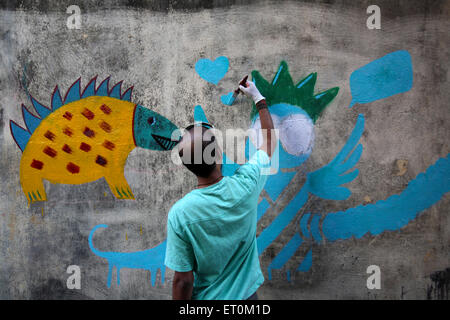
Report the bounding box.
[30,159,44,170]
[63,112,73,120]
[80,142,91,152]
[102,140,115,151]
[82,108,95,120]
[44,130,55,141]
[66,162,80,174]
[62,144,72,154]
[99,120,112,133]
[63,127,73,137]
[100,104,112,115]
[43,146,57,158]
[95,155,107,167]
[83,127,95,138]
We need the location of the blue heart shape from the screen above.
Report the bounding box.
[195,56,229,85]
[220,91,234,106]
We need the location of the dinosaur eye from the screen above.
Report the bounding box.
[147,117,155,126]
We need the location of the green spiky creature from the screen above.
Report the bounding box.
[246,61,339,199]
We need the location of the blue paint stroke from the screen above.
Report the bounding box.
[267,233,303,280]
[273,64,283,84]
[264,169,297,201]
[221,92,234,106]
[348,50,413,108]
[307,114,365,200]
[257,187,309,255]
[257,198,270,222]
[89,225,166,288]
[322,154,450,241]
[195,56,229,85]
[256,115,364,255]
[297,249,312,272]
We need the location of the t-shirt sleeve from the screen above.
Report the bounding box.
[164,210,195,272]
[233,149,271,195]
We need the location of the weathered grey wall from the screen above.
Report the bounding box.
[0,0,449,299]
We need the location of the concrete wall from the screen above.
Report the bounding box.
[0,0,449,299]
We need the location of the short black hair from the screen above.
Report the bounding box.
[178,126,217,178]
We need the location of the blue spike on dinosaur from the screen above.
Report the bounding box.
[51,86,63,111]
[11,77,137,153]
[10,121,31,152]
[21,104,41,134]
[30,95,51,118]
[121,87,133,101]
[109,81,122,99]
[81,77,97,98]
[64,78,81,104]
[96,77,110,96]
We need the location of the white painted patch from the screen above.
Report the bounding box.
[279,113,315,156]
[250,113,315,157]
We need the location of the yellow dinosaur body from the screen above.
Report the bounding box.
[20,96,137,202]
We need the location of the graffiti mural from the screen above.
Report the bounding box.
[10,77,179,203]
[86,53,448,288]
[194,54,448,282]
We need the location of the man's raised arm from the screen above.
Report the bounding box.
[239,79,276,158]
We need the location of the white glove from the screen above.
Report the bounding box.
[239,80,265,104]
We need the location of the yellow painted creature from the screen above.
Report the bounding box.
[10,77,179,203]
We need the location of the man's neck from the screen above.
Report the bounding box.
[197,169,223,189]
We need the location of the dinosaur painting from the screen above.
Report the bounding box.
[10,77,179,203]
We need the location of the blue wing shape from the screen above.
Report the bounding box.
[307,113,365,200]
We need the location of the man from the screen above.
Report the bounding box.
[164,78,276,300]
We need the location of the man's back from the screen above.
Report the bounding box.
[165,150,270,300]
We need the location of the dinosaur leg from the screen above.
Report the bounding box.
[105,172,135,200]
[21,173,47,204]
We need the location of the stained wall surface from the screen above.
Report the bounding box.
[0,0,449,299]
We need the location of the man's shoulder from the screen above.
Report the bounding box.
[168,191,198,224]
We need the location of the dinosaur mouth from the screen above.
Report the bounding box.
[152,134,179,150]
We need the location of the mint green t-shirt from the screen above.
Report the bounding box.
[164,150,270,300]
